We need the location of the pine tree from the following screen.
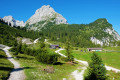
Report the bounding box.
[85,53,107,80]
[65,41,74,61]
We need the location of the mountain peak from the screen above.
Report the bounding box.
[3,16,15,22]
[95,18,108,23]
[2,16,25,27]
[26,5,68,25]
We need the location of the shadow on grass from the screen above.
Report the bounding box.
[11,67,34,72]
[0,55,6,58]
[53,62,64,65]
[0,67,13,71]
[0,66,34,72]
[16,56,34,60]
[7,57,13,59]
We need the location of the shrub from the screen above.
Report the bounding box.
[36,51,60,64]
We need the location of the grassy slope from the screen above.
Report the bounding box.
[0,50,14,80]
[14,53,81,80]
[60,47,120,69]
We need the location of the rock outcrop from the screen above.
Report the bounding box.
[91,28,120,46]
[2,16,25,27]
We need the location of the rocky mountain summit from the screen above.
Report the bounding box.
[2,16,25,27]
[26,5,67,25]
[25,5,68,30]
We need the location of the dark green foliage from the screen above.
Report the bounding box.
[36,50,60,64]
[0,22,40,46]
[40,18,117,48]
[21,44,27,53]
[65,41,74,61]
[35,42,60,64]
[10,40,60,64]
[85,53,107,80]
[118,41,120,46]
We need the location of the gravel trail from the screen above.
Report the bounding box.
[3,46,25,80]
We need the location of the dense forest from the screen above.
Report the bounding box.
[40,18,118,48]
[0,20,40,46]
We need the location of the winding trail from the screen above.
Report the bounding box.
[55,48,120,80]
[33,38,39,43]
[2,46,25,80]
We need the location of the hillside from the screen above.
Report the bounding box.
[0,22,40,46]
[40,18,120,47]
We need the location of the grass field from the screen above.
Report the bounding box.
[0,50,14,80]
[14,53,82,80]
[60,47,120,69]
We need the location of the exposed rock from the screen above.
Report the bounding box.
[91,28,120,46]
[90,37,104,46]
[16,20,25,27]
[2,16,25,27]
[26,5,68,26]
[104,28,120,41]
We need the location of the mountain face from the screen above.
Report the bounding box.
[2,16,25,27]
[25,5,68,30]
[89,19,120,46]
[40,18,120,47]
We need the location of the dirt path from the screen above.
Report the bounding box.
[33,38,39,43]
[3,46,25,80]
[55,48,120,80]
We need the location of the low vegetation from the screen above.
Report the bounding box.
[0,50,14,80]
[60,47,120,69]
[11,50,81,80]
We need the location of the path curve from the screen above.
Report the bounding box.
[3,46,25,80]
[33,38,39,44]
[55,48,120,80]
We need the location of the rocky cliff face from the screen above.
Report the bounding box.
[26,5,68,30]
[2,16,25,27]
[89,19,120,46]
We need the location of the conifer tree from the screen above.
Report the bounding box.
[85,53,107,80]
[65,41,74,61]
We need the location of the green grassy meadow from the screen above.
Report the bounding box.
[60,46,120,69]
[14,53,82,80]
[0,50,14,80]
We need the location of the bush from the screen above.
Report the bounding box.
[36,51,60,64]
[9,47,17,52]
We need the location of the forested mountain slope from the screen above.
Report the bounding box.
[40,18,120,47]
[0,22,40,46]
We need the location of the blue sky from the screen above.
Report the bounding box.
[0,0,120,34]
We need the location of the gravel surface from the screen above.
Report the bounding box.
[3,46,25,80]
